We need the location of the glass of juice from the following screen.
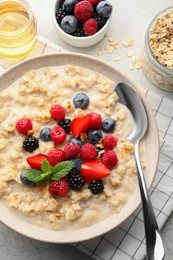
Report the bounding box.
[0,0,37,58]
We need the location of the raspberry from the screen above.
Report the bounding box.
[50,104,65,121]
[101,150,118,169]
[48,149,65,166]
[74,0,93,23]
[87,0,101,5]
[15,118,33,135]
[83,18,98,36]
[48,178,69,197]
[50,125,67,144]
[103,135,118,150]
[89,112,102,130]
[81,143,96,160]
[64,141,81,159]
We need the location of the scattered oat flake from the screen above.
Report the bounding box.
[108,37,114,42]
[132,56,137,64]
[115,57,121,61]
[128,37,134,46]
[130,63,134,70]
[127,51,133,57]
[97,49,103,56]
[136,61,142,70]
[122,41,129,47]
[105,45,114,54]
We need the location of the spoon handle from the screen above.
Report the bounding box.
[134,142,165,260]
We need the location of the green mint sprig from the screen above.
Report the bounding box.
[24,159,73,184]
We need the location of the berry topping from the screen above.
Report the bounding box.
[50,125,67,144]
[68,173,85,190]
[50,104,65,121]
[70,114,92,138]
[22,136,39,152]
[15,118,33,135]
[56,7,66,24]
[58,118,71,133]
[20,169,34,186]
[81,143,96,160]
[88,179,104,194]
[87,0,101,5]
[48,177,69,197]
[74,0,93,23]
[102,118,116,133]
[103,135,118,150]
[64,141,81,159]
[95,143,105,158]
[96,1,113,18]
[87,130,103,144]
[81,159,110,182]
[48,149,66,166]
[93,12,107,30]
[101,150,118,169]
[26,153,49,170]
[73,93,89,109]
[62,0,78,13]
[73,25,85,37]
[89,112,102,130]
[83,18,98,36]
[71,158,83,172]
[40,127,52,142]
[61,15,78,34]
[68,136,85,147]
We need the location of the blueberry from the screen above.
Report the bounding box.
[69,136,85,147]
[73,93,89,109]
[63,0,78,13]
[72,158,83,171]
[61,15,78,34]
[87,130,103,144]
[102,118,116,133]
[20,170,34,186]
[40,127,52,142]
[96,1,113,18]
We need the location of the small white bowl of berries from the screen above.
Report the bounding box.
[53,0,113,47]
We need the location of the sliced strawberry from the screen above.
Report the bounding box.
[26,153,49,170]
[80,159,110,182]
[70,114,92,138]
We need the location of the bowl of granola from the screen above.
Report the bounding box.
[0,53,159,243]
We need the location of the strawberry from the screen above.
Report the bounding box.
[80,159,110,182]
[70,114,92,138]
[26,153,49,170]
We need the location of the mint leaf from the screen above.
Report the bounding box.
[41,159,51,173]
[51,161,73,181]
[24,169,50,183]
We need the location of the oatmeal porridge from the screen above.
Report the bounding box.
[0,65,145,230]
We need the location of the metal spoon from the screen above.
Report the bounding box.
[115,82,165,260]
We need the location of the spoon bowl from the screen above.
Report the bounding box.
[115,82,165,260]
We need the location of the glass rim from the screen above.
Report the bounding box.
[0,0,34,36]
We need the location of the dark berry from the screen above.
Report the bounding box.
[96,1,112,18]
[88,179,104,194]
[62,0,78,13]
[102,118,116,133]
[87,130,103,144]
[68,173,85,190]
[73,26,85,37]
[71,158,83,171]
[73,93,89,109]
[93,12,107,30]
[23,136,39,152]
[56,7,66,24]
[68,136,85,147]
[40,127,52,142]
[58,118,71,133]
[61,15,78,34]
[20,169,34,186]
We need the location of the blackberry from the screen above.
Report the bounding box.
[22,136,39,152]
[93,13,107,30]
[73,26,85,37]
[58,118,71,133]
[68,174,85,190]
[56,7,66,24]
[88,180,104,194]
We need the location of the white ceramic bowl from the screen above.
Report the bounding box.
[52,0,112,47]
[0,53,159,243]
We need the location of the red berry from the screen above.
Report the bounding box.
[74,0,93,23]
[89,112,102,130]
[81,143,96,160]
[48,149,65,166]
[50,104,65,121]
[64,141,81,159]
[87,0,101,5]
[83,18,98,36]
[103,135,118,150]
[48,178,69,197]
[101,150,118,169]
[70,114,92,138]
[15,118,33,135]
[50,125,67,144]
[26,153,49,170]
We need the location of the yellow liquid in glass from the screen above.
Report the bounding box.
[0,1,37,58]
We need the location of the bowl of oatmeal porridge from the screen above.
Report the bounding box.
[0,53,159,243]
